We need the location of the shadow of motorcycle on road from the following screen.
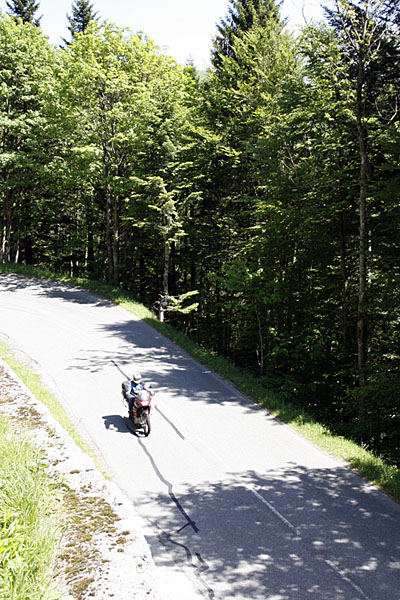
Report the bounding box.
[102,414,130,433]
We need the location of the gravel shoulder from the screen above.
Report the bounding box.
[0,358,165,600]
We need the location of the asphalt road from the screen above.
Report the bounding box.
[0,274,399,600]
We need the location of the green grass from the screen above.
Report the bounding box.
[0,343,108,479]
[0,416,60,600]
[1,263,399,502]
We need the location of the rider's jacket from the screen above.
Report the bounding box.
[130,381,144,395]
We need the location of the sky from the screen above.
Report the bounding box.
[0,0,325,69]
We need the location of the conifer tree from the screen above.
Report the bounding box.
[6,0,41,26]
[66,0,98,41]
[212,0,281,67]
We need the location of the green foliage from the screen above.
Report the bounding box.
[212,0,281,67]
[51,22,189,288]
[66,0,99,41]
[0,417,60,599]
[168,290,199,314]
[0,15,56,264]
[0,1,398,468]
[5,0,40,26]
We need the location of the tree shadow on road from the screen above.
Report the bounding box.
[68,318,269,418]
[1,274,277,417]
[0,273,113,307]
[138,463,400,600]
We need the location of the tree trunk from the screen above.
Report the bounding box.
[1,224,6,263]
[1,190,14,263]
[112,196,120,286]
[256,309,264,378]
[356,52,368,437]
[86,202,95,275]
[339,213,350,356]
[163,238,169,297]
[105,181,113,284]
[159,236,170,323]
[139,251,146,300]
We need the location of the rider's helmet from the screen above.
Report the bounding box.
[133,371,142,383]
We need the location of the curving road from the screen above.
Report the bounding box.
[0,274,399,600]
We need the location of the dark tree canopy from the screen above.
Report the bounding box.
[66,0,99,40]
[6,0,41,25]
[212,0,281,67]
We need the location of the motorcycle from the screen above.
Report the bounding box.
[122,382,153,437]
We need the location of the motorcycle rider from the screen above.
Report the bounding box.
[125,371,149,417]
[130,371,144,395]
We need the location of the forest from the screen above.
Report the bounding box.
[1,0,399,466]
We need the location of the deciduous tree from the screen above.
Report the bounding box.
[0,15,55,262]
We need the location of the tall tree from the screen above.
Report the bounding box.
[191,7,297,362]
[0,15,55,263]
[66,0,99,41]
[212,0,280,67]
[59,23,187,287]
[5,0,41,26]
[324,0,400,437]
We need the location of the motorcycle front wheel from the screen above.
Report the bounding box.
[141,412,151,437]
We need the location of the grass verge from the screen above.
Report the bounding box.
[0,415,60,600]
[1,263,399,502]
[0,363,129,599]
[0,342,108,478]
